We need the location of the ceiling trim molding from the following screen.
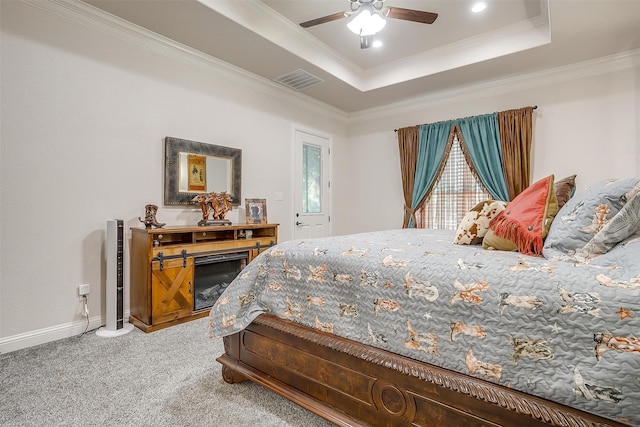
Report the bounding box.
[197,0,366,89]
[23,0,349,122]
[362,9,551,91]
[349,48,640,123]
[16,0,636,126]
[197,0,551,93]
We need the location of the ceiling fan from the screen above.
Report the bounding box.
[299,0,438,49]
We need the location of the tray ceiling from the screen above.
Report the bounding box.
[83,0,640,112]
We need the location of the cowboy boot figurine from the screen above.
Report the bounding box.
[139,204,165,228]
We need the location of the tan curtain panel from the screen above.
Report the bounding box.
[397,126,419,228]
[497,107,533,199]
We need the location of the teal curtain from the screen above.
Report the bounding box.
[458,113,510,201]
[409,120,454,227]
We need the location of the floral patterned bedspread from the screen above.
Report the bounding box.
[208,228,640,426]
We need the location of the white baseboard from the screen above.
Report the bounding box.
[0,311,132,354]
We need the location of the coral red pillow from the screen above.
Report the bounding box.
[488,175,559,256]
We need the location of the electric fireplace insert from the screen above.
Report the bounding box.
[193,252,248,311]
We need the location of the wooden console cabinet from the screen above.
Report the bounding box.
[129,223,278,332]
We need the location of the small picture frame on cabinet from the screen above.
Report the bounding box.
[245,198,267,224]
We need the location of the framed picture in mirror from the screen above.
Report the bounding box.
[164,137,242,206]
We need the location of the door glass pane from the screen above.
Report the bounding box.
[302,144,322,213]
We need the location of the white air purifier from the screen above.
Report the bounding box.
[97,219,134,337]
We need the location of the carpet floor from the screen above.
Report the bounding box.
[0,318,333,427]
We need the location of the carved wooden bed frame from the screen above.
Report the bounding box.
[217,314,626,427]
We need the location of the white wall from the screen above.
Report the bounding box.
[1,1,638,352]
[0,1,347,350]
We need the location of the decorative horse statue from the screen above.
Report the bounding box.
[212,191,233,220]
[191,194,212,224]
[191,192,232,226]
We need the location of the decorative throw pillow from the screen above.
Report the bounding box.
[453,200,508,245]
[482,228,518,252]
[555,174,577,209]
[543,178,640,259]
[575,186,640,259]
[587,231,640,272]
[485,175,558,256]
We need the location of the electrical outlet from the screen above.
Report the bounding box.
[78,283,90,296]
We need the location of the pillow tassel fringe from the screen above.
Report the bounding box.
[489,216,543,256]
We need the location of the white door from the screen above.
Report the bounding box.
[293,130,331,240]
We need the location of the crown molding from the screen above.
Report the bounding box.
[15,0,638,126]
[23,0,349,123]
[198,0,366,84]
[197,0,552,93]
[349,48,640,124]
[362,9,551,91]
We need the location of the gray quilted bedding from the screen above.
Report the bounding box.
[208,228,640,426]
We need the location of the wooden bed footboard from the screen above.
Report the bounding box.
[216,314,626,427]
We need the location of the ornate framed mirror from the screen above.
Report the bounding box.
[164,137,242,206]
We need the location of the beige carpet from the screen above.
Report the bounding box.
[0,318,333,427]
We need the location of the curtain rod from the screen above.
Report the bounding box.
[394,105,538,132]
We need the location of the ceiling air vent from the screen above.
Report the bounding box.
[273,69,324,91]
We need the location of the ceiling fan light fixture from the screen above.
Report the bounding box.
[347,6,386,36]
[471,2,487,13]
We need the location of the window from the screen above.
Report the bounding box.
[302,143,322,214]
[416,133,491,229]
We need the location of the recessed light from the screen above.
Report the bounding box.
[472,2,487,13]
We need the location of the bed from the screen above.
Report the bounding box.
[209,177,640,427]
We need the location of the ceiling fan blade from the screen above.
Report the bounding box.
[385,7,438,24]
[300,12,347,28]
[360,35,374,49]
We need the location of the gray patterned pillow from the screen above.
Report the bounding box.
[576,188,640,259]
[543,178,640,259]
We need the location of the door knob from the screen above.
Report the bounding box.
[296,221,308,226]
